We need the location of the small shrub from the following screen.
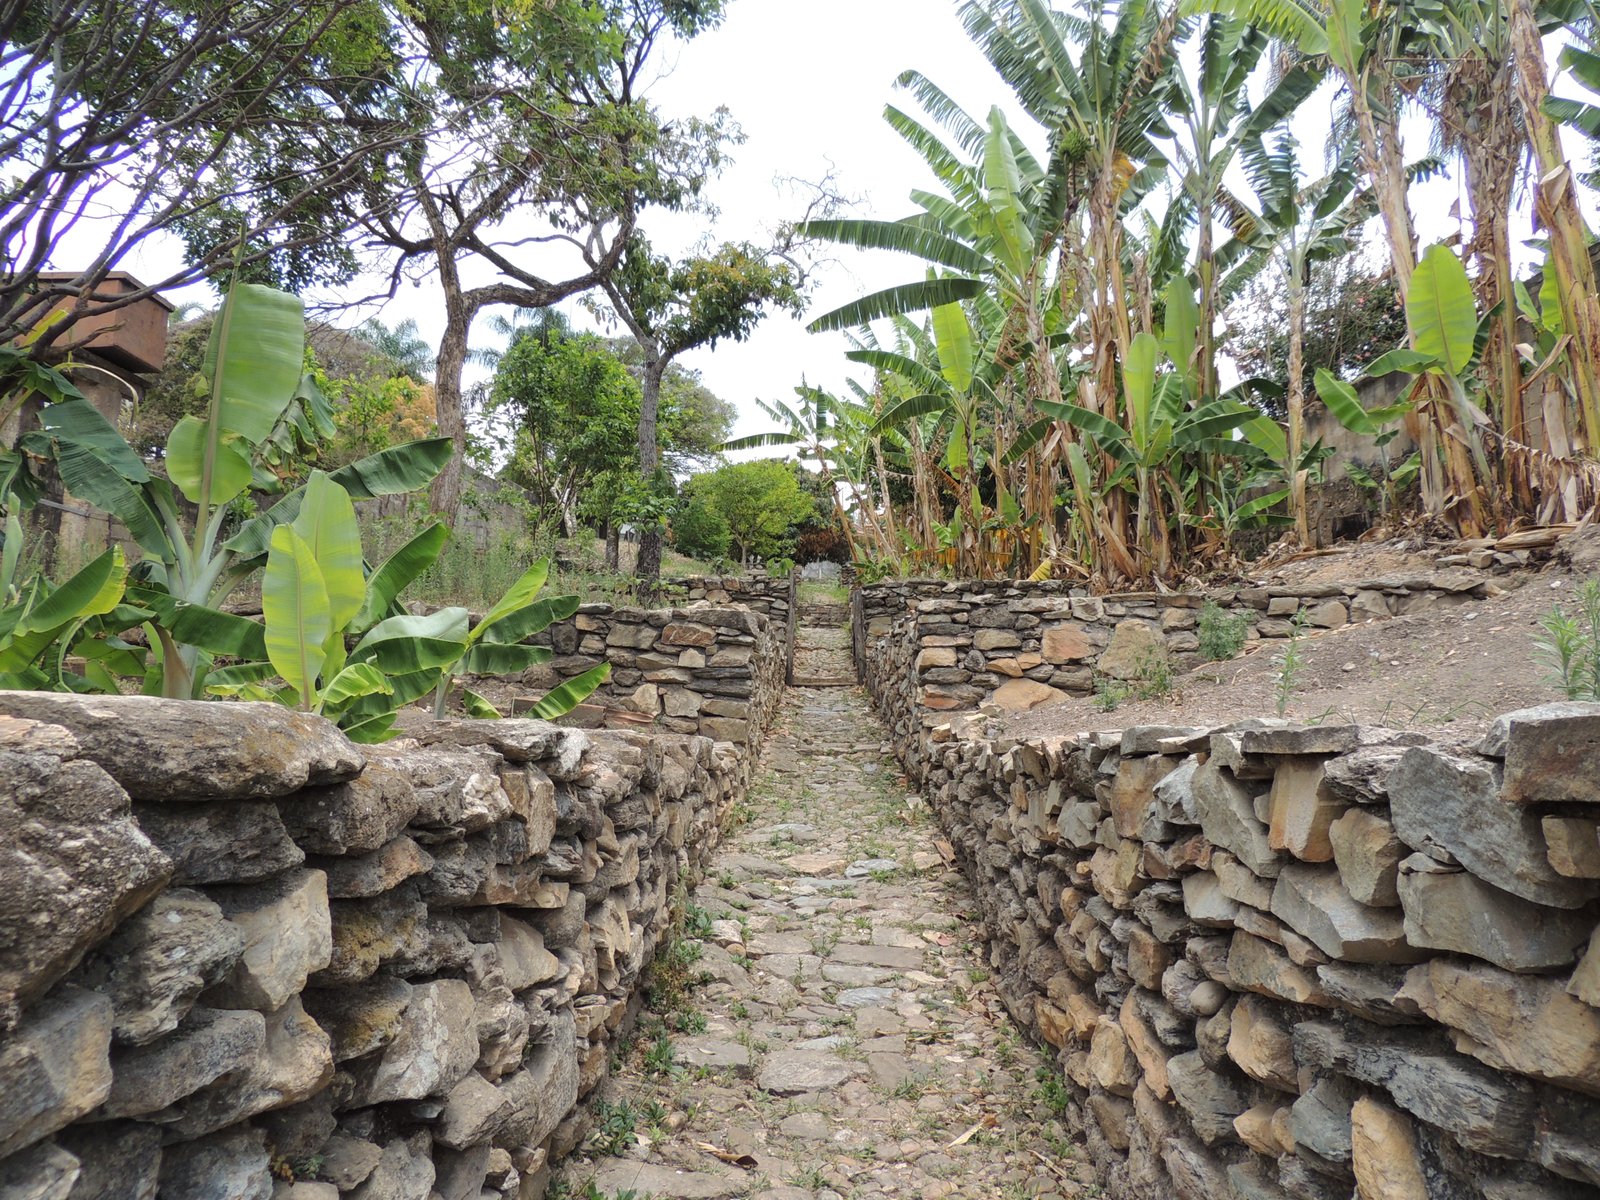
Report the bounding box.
[1537,579,1600,700]
[643,1029,678,1077]
[1132,647,1173,700]
[1198,600,1251,661]
[1093,675,1133,712]
[588,1101,639,1155]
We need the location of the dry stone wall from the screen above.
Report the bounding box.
[860,571,1506,712]
[0,691,749,1200]
[859,595,1600,1199]
[520,600,784,760]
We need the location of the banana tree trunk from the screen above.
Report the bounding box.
[1511,0,1600,455]
[1459,62,1530,510]
[1351,67,1486,534]
[1287,266,1311,546]
[1196,209,1216,401]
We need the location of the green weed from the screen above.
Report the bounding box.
[1537,578,1600,699]
[1274,607,1311,716]
[1198,600,1251,661]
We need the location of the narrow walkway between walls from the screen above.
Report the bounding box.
[554,615,1093,1200]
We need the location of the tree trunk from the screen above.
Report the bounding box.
[1287,265,1311,546]
[429,281,470,521]
[635,354,668,587]
[1511,0,1600,454]
[1452,58,1530,513]
[604,521,620,570]
[1196,206,1216,400]
[1352,69,1486,534]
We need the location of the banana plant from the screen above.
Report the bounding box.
[1038,298,1256,578]
[1355,243,1496,525]
[350,556,610,723]
[0,526,131,691]
[19,277,451,699]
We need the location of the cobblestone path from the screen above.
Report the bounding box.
[554,613,1093,1200]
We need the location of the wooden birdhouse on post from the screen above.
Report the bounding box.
[5,272,174,567]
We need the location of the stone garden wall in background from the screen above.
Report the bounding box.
[0,691,750,1200]
[856,589,1600,1199]
[860,569,1510,713]
[520,598,785,765]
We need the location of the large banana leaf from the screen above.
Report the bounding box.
[1123,332,1160,453]
[807,278,984,333]
[474,559,550,642]
[354,521,449,631]
[524,662,612,720]
[35,402,166,554]
[1,503,20,599]
[165,601,269,660]
[201,283,305,444]
[320,662,392,712]
[263,526,330,708]
[1038,399,1135,463]
[38,398,150,483]
[15,546,125,634]
[982,108,1033,277]
[1162,278,1199,385]
[1408,244,1477,376]
[798,219,985,272]
[844,349,946,396]
[1179,0,1330,56]
[461,642,554,674]
[931,299,975,393]
[351,608,470,673]
[292,472,365,630]
[166,417,252,506]
[871,393,953,437]
[334,437,454,498]
[224,438,454,557]
[461,689,501,720]
[1243,413,1288,462]
[479,594,580,645]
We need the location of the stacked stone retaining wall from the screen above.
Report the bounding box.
[0,691,750,1199]
[522,600,784,761]
[858,586,1600,1199]
[860,571,1508,710]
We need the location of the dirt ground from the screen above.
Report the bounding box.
[1002,533,1600,742]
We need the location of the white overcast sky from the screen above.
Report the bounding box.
[123,2,1598,446]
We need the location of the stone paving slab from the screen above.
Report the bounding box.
[556,630,1092,1199]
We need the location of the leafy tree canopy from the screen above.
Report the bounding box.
[685,459,817,565]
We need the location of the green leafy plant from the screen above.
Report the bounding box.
[1536,579,1600,701]
[17,278,451,700]
[199,477,607,739]
[1273,607,1311,717]
[643,1028,678,1077]
[351,556,611,721]
[0,509,133,691]
[1198,601,1252,661]
[1093,675,1134,713]
[588,1101,640,1156]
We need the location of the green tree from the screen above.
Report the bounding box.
[364,0,733,522]
[592,237,804,584]
[486,329,642,535]
[687,460,816,566]
[605,337,737,470]
[670,495,732,561]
